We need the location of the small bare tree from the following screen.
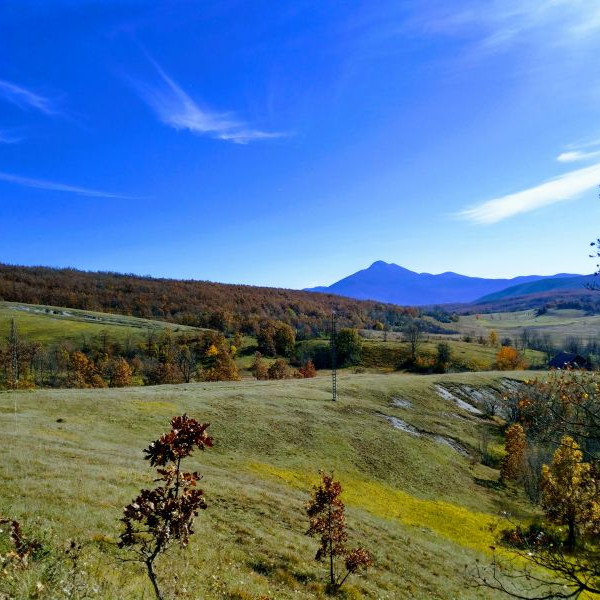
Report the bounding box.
[402,320,423,364]
[305,471,373,590]
[471,524,600,599]
[118,415,213,600]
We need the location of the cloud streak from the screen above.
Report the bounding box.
[0,171,130,199]
[480,1,600,48]
[133,62,284,144]
[557,150,600,163]
[459,162,600,224]
[0,130,23,144]
[0,79,59,115]
[410,0,600,57]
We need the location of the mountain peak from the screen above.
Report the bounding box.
[305,262,587,306]
[368,260,414,273]
[369,260,391,268]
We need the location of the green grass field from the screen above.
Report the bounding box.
[0,371,537,599]
[300,335,547,372]
[362,337,546,370]
[456,308,600,346]
[0,301,201,346]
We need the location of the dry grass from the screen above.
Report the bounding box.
[0,371,538,598]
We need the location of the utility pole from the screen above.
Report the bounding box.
[330,311,337,401]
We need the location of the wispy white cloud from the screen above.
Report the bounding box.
[567,137,600,150]
[0,130,23,144]
[557,139,600,163]
[133,61,284,144]
[459,162,600,224]
[411,0,600,54]
[0,171,130,199]
[557,150,600,163]
[481,1,600,48]
[0,79,59,115]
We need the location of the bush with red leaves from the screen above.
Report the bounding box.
[305,471,373,590]
[118,414,212,600]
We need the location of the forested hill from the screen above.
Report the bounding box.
[0,264,419,335]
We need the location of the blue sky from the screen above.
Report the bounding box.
[1,0,600,288]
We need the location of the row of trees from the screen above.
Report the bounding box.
[251,353,317,380]
[0,321,241,389]
[0,318,327,390]
[0,315,536,390]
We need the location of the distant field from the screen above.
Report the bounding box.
[323,333,547,370]
[0,301,201,346]
[456,308,600,345]
[417,339,545,368]
[0,371,536,598]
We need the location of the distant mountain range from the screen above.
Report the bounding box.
[305,261,592,306]
[476,275,596,303]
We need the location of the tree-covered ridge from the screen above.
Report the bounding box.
[0,263,420,335]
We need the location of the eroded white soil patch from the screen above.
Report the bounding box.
[391,397,412,409]
[379,413,421,436]
[379,412,471,457]
[435,385,482,415]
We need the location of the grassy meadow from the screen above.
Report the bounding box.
[300,335,547,373]
[456,308,600,346]
[0,301,200,346]
[360,337,546,370]
[0,371,537,599]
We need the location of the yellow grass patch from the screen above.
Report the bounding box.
[248,462,499,555]
[133,400,176,413]
[32,427,80,442]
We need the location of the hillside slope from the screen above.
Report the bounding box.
[0,301,200,345]
[476,275,594,303]
[0,263,415,333]
[306,260,579,305]
[0,372,534,598]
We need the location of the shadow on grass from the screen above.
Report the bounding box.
[474,477,503,491]
[248,557,318,588]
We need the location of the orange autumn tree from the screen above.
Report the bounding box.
[202,344,240,381]
[299,359,317,378]
[251,352,269,380]
[500,423,527,482]
[198,335,240,382]
[67,351,106,388]
[110,357,132,387]
[305,471,373,590]
[495,346,526,370]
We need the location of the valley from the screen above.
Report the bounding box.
[0,371,533,599]
[1,274,599,599]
